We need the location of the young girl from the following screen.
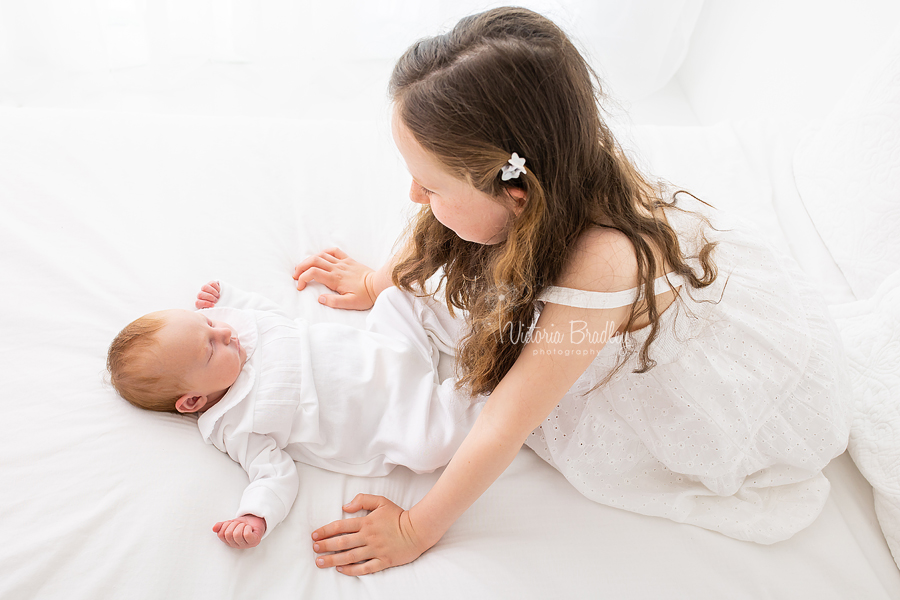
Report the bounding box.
[294,7,849,575]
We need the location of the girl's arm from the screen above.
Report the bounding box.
[311,229,640,575]
[311,295,632,575]
[293,248,396,311]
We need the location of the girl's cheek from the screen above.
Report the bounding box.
[428,200,446,223]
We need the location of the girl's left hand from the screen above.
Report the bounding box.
[312,494,434,576]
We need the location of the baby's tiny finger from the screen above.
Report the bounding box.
[216,520,230,538]
[238,524,253,548]
[222,521,239,545]
[232,524,246,548]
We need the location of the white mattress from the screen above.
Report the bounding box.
[2,107,897,599]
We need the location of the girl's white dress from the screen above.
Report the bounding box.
[526,203,851,544]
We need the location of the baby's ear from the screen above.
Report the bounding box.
[175,394,207,414]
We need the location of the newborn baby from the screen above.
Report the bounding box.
[107,281,481,548]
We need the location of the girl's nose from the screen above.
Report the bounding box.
[409,181,430,205]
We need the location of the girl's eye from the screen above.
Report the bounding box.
[418,183,434,196]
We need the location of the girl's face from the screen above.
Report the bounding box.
[391,110,524,245]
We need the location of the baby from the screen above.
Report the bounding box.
[107,280,481,549]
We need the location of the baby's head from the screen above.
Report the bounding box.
[107,309,246,414]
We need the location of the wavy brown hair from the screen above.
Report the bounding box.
[390,7,723,396]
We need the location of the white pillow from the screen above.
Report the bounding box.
[828,268,900,571]
[794,25,900,301]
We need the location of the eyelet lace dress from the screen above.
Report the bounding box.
[525,205,851,543]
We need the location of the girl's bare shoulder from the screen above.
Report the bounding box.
[555,226,640,294]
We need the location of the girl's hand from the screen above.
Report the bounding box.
[213,514,266,549]
[311,494,435,576]
[293,248,376,311]
[195,280,221,309]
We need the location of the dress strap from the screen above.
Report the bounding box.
[537,272,685,309]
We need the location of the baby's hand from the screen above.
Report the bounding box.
[213,514,266,549]
[195,281,221,309]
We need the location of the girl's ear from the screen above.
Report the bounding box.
[175,394,207,414]
[505,187,527,216]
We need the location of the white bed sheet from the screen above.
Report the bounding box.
[2,107,898,600]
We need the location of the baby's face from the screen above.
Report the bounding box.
[155,309,247,404]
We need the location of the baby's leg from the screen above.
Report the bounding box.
[364,287,464,382]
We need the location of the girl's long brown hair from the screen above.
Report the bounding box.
[390,7,722,396]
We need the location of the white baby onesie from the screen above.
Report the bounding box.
[197,285,481,537]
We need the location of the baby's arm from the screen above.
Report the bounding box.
[194,280,290,317]
[218,431,301,549]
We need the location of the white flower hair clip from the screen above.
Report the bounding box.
[500,153,527,181]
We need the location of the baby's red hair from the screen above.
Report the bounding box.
[107,312,184,413]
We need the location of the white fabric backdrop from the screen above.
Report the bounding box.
[0,0,704,118]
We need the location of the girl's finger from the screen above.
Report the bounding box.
[313,532,364,554]
[309,256,338,271]
[312,516,363,542]
[294,255,335,280]
[343,493,387,513]
[336,559,386,577]
[318,292,369,311]
[323,247,348,260]
[293,255,326,279]
[296,267,339,290]
[316,545,377,569]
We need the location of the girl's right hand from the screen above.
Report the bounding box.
[293,247,377,311]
